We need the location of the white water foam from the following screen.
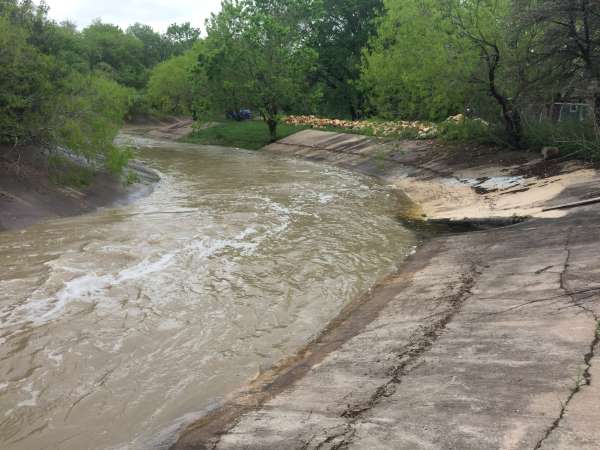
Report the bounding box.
[0,224,278,330]
[17,382,39,407]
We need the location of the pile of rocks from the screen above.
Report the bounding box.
[284,115,437,138]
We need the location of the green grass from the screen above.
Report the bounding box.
[523,119,600,160]
[48,154,95,187]
[183,120,309,150]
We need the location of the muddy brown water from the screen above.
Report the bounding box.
[0,133,416,449]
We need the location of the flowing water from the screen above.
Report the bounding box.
[0,133,416,449]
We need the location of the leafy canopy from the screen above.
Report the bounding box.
[195,0,319,140]
[362,0,479,121]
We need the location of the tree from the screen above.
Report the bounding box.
[147,50,197,115]
[49,72,132,163]
[445,0,545,148]
[0,0,133,171]
[311,0,383,119]
[82,21,147,88]
[362,0,479,121]
[196,0,318,141]
[0,15,53,144]
[165,22,201,55]
[127,22,169,67]
[521,0,600,124]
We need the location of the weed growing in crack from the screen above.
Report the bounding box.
[374,149,387,171]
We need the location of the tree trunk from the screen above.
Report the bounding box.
[503,107,523,149]
[491,93,523,149]
[593,92,600,127]
[350,103,359,121]
[267,118,278,142]
[486,53,523,149]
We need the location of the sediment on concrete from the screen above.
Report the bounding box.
[173,130,600,450]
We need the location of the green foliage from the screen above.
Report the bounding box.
[523,120,600,160]
[50,73,132,160]
[165,22,201,55]
[125,91,154,120]
[362,0,479,121]
[48,154,95,187]
[185,120,308,150]
[445,0,547,147]
[438,118,492,143]
[147,50,197,115]
[127,23,169,67]
[519,0,600,93]
[82,21,148,88]
[0,15,53,144]
[0,1,134,176]
[4,0,599,168]
[196,0,320,140]
[310,0,383,118]
[105,146,133,174]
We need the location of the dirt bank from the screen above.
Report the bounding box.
[174,131,600,449]
[0,145,159,232]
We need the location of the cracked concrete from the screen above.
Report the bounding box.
[173,131,600,450]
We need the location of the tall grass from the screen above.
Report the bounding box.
[437,117,497,144]
[523,119,600,161]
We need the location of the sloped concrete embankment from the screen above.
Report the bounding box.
[0,148,159,232]
[263,130,597,221]
[174,131,600,449]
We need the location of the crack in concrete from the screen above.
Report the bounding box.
[534,229,600,449]
[479,288,600,317]
[533,322,600,450]
[209,436,220,450]
[311,425,356,450]
[303,263,480,449]
[344,265,478,419]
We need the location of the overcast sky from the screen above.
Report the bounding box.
[44,0,223,33]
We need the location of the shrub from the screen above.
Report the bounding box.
[438,116,492,142]
[523,119,600,160]
[48,155,94,187]
[105,146,133,174]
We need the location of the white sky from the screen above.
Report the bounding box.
[43,0,223,33]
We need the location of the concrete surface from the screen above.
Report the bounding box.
[0,147,158,232]
[262,130,596,221]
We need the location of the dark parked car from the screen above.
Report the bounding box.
[227,109,252,121]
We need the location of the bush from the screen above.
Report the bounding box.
[438,116,492,142]
[48,155,95,187]
[0,4,136,179]
[146,51,196,115]
[126,91,155,120]
[523,119,600,160]
[105,146,133,174]
[51,73,131,164]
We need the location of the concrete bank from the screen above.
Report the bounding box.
[0,145,159,232]
[174,130,600,449]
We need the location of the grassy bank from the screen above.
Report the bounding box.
[183,120,309,150]
[181,116,434,151]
